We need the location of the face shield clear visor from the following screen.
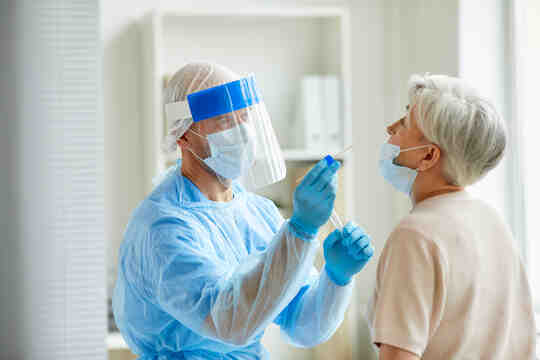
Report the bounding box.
[165,75,286,190]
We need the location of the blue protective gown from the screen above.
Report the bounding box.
[113,166,353,359]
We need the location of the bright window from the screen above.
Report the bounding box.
[460,0,539,315]
[515,0,540,311]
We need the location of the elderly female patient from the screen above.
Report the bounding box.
[367,74,537,359]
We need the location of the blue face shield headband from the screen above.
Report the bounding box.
[164,75,261,125]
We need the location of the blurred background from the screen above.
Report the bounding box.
[1,0,538,359]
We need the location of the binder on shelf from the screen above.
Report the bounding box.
[294,75,342,152]
[295,76,324,151]
[322,75,342,150]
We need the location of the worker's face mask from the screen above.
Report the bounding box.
[189,122,256,180]
[378,142,431,195]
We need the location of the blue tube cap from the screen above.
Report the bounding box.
[324,155,335,166]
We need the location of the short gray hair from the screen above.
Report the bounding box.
[408,74,507,186]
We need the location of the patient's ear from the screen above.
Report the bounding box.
[417,144,440,172]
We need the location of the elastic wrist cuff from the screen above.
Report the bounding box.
[288,219,318,242]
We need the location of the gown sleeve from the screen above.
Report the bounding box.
[149,214,319,347]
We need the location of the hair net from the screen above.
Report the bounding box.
[161,62,241,153]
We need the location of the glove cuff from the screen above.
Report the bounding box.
[324,264,352,286]
[288,218,318,242]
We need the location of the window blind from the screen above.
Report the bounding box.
[0,1,106,358]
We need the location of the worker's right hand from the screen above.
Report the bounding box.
[290,157,340,239]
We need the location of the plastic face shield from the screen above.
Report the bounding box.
[165,75,286,190]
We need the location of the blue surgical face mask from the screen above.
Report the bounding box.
[378,142,431,195]
[188,122,256,180]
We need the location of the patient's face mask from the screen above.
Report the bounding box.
[378,143,431,195]
[189,122,256,180]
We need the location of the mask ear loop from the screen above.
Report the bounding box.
[397,144,433,172]
[399,144,432,153]
[188,128,205,139]
[185,126,210,158]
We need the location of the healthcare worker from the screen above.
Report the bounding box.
[113,62,374,360]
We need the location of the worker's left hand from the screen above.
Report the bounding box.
[323,221,374,286]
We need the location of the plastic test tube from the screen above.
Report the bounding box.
[322,155,345,230]
[329,209,344,229]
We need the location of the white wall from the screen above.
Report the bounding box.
[347,1,392,358]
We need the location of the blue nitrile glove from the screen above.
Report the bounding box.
[323,221,374,286]
[290,156,340,240]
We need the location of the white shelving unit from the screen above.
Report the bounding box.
[134,8,353,358]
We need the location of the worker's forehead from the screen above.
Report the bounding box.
[213,107,249,121]
[199,107,252,132]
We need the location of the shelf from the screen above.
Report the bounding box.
[158,7,346,18]
[282,148,349,161]
[107,332,129,350]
